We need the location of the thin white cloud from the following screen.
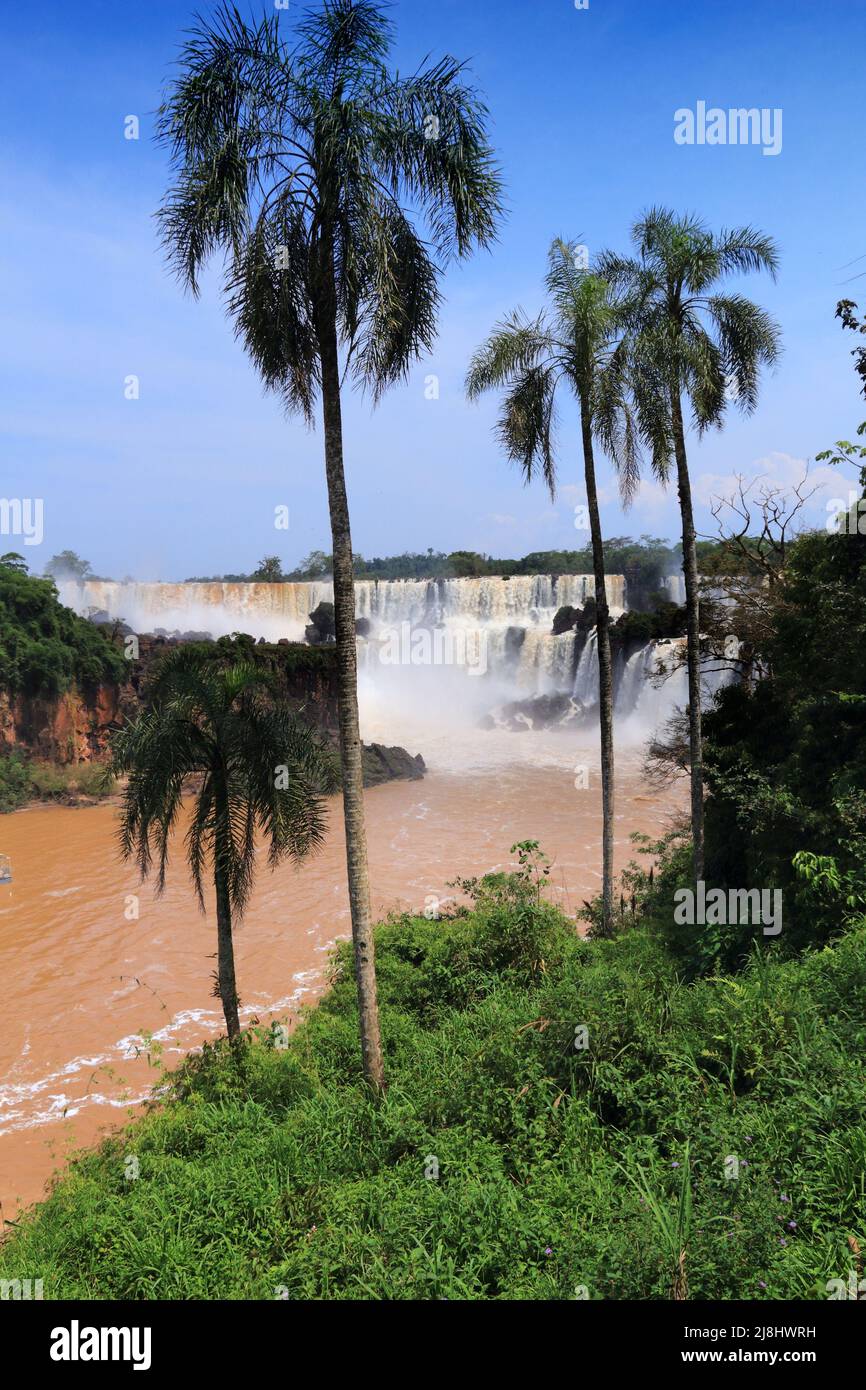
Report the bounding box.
[693,451,843,515]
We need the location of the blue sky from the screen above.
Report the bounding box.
[2,0,865,579]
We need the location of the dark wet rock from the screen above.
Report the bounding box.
[552,598,597,636]
[361,742,426,786]
[552,604,580,635]
[482,691,589,732]
[305,601,336,645]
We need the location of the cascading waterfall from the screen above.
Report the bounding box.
[572,630,598,705]
[615,638,736,734]
[59,579,335,642]
[660,573,686,606]
[58,573,734,734]
[62,574,625,693]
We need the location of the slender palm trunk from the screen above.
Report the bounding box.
[214,856,240,1041]
[670,388,704,882]
[580,400,615,934]
[316,251,385,1091]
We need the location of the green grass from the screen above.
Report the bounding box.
[2,870,864,1300]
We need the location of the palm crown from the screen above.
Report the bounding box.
[110,646,335,919]
[156,0,502,416]
[597,207,781,472]
[466,238,639,499]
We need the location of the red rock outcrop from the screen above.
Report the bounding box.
[0,685,124,765]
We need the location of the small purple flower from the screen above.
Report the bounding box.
[759,1280,767,1289]
[671,1161,680,1168]
[779,1238,787,1246]
[544,1246,553,1256]
[787,1221,797,1230]
[780,1193,789,1202]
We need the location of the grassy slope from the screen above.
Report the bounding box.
[2,878,865,1300]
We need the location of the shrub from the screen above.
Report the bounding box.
[0,562,125,697]
[0,750,32,811]
[2,865,864,1301]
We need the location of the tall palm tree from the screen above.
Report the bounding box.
[109,647,335,1041]
[466,240,639,934]
[598,209,781,881]
[156,0,502,1087]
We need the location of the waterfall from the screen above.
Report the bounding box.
[572,631,599,705]
[615,638,737,732]
[515,630,579,693]
[61,574,625,697]
[59,578,334,642]
[660,573,686,606]
[57,574,739,738]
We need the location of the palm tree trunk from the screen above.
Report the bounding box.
[580,401,615,934]
[670,388,704,882]
[214,858,240,1041]
[316,252,385,1092]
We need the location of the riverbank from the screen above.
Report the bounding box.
[0,742,684,1216]
[0,738,424,816]
[2,866,863,1299]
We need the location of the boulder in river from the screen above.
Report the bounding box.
[361,743,426,786]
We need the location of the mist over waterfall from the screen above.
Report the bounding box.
[60,573,730,745]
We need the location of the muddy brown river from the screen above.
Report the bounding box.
[0,723,684,1217]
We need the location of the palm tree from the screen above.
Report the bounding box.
[466,240,639,934]
[156,0,503,1087]
[598,209,781,881]
[109,646,335,1041]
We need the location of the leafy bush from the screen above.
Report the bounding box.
[0,750,32,811]
[702,524,866,952]
[2,865,864,1301]
[0,562,126,697]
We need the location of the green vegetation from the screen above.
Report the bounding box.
[44,550,95,582]
[0,755,116,812]
[612,601,686,646]
[0,750,32,812]
[0,558,125,698]
[28,761,116,803]
[1,855,863,1300]
[698,524,866,966]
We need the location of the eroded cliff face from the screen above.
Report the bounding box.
[0,640,425,787]
[0,685,125,765]
[0,638,342,768]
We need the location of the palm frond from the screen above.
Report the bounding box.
[465,311,551,399]
[110,647,334,921]
[157,0,505,418]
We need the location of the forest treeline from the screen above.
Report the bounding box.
[186,536,746,592]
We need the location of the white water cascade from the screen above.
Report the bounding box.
[57,573,734,736]
[61,574,625,694]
